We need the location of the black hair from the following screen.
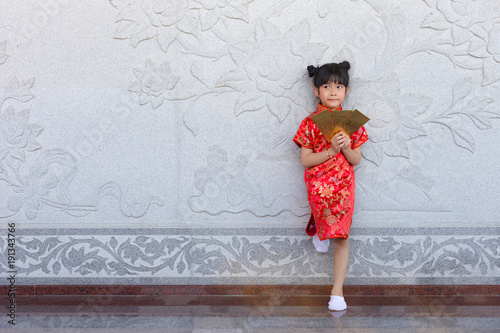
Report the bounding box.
[307,61,351,88]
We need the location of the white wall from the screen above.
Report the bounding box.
[1,0,499,285]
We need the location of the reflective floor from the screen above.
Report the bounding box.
[1,295,499,332]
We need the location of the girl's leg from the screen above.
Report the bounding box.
[331,238,349,296]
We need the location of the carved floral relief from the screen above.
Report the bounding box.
[110,0,499,216]
[421,0,500,85]
[110,0,253,52]
[1,233,497,280]
[188,145,308,217]
[0,0,499,221]
[129,59,180,109]
[216,20,328,122]
[335,0,500,212]
[0,78,163,220]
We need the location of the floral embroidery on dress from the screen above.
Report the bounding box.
[293,104,369,240]
[320,186,333,199]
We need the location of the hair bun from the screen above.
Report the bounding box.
[340,61,351,70]
[307,65,319,77]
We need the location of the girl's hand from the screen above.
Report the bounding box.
[333,132,351,151]
[329,136,342,155]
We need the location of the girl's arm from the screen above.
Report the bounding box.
[340,146,361,165]
[301,133,362,168]
[301,146,338,168]
[335,132,361,165]
[300,141,341,168]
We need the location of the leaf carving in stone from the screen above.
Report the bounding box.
[0,107,42,163]
[420,0,500,84]
[0,41,8,65]
[219,20,327,122]
[111,0,253,52]
[0,77,35,108]
[352,79,428,164]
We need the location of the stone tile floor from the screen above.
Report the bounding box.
[1,295,499,332]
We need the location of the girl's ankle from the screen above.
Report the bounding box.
[330,288,343,297]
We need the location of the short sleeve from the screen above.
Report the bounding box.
[350,126,369,149]
[293,117,314,149]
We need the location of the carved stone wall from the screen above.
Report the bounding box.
[0,0,499,285]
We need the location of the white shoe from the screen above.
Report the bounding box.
[312,234,330,253]
[328,295,347,311]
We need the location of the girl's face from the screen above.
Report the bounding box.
[314,82,349,110]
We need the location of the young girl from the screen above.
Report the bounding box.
[293,61,368,311]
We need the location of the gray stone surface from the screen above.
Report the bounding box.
[1,316,499,330]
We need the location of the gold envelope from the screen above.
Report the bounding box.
[337,109,370,136]
[311,109,369,142]
[311,110,350,142]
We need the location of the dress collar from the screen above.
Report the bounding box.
[312,103,342,116]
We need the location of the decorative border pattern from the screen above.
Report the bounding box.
[1,227,499,285]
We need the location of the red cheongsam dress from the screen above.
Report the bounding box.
[293,104,369,240]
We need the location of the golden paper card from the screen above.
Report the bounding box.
[311,110,350,142]
[311,109,369,141]
[337,109,370,136]
[332,110,351,124]
[311,110,335,141]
